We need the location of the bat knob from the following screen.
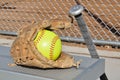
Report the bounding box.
[69,5,84,16]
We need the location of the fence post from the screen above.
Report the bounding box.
[69,5,108,80]
[69,5,99,58]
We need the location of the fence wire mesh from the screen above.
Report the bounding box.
[0,0,120,46]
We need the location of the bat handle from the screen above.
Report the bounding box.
[69,5,99,58]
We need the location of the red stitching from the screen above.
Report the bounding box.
[34,30,45,46]
[49,36,59,60]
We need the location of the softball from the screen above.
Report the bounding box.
[34,30,62,60]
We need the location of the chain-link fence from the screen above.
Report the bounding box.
[0,0,120,46]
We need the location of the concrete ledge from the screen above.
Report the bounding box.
[62,45,120,59]
[0,39,119,59]
[0,39,14,47]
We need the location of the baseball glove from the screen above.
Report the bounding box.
[10,19,81,69]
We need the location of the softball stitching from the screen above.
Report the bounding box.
[34,30,60,60]
[34,30,45,46]
[49,36,59,60]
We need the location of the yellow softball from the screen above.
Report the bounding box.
[34,30,62,61]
